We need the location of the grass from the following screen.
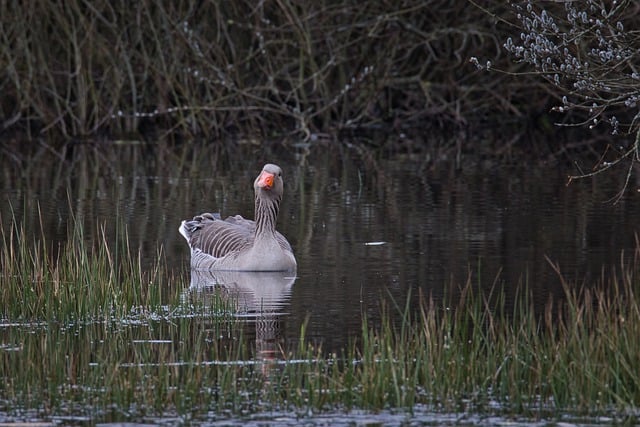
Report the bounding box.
[0,207,170,321]
[2,212,640,422]
[268,274,640,417]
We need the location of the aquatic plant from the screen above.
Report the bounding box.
[0,210,173,321]
[266,267,640,416]
[2,210,640,423]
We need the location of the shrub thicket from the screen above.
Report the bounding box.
[488,0,640,196]
[0,1,542,143]
[2,1,638,161]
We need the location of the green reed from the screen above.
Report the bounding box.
[2,210,640,421]
[0,212,171,321]
[267,270,640,417]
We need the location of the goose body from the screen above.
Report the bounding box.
[179,164,297,272]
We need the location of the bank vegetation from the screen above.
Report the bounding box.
[1,1,639,169]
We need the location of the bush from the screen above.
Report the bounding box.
[0,1,547,145]
[476,0,640,195]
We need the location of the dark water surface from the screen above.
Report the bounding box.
[2,141,640,423]
[3,142,640,349]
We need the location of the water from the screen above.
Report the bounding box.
[2,140,640,424]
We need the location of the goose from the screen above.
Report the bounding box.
[179,163,297,272]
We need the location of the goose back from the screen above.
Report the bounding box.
[180,213,292,258]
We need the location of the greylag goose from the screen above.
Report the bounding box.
[179,164,297,272]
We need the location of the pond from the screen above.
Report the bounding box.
[1,140,639,424]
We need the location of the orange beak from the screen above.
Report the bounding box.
[257,171,275,189]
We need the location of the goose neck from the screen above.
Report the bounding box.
[254,194,279,238]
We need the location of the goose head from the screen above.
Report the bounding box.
[254,163,284,202]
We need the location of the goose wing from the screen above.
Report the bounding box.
[180,213,255,258]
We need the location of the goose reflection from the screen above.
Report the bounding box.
[187,269,296,373]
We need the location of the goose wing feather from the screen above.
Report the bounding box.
[181,212,292,258]
[182,213,253,258]
[275,231,293,252]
